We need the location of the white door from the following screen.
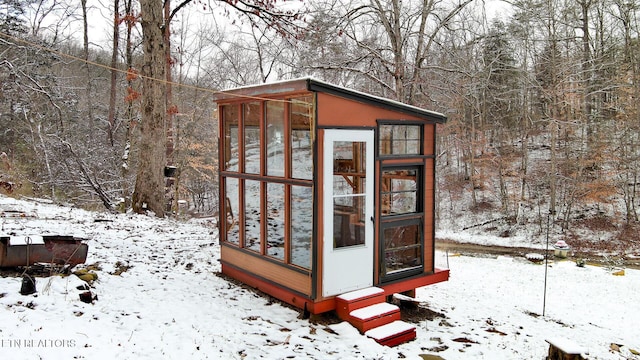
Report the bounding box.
[322,129,374,297]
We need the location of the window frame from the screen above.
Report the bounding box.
[376,119,428,283]
[377,121,424,158]
[219,96,315,271]
[379,217,424,281]
[380,165,423,216]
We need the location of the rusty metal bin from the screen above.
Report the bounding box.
[0,235,88,267]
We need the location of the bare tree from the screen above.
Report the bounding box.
[299,0,473,104]
[132,0,302,217]
[107,0,120,146]
[132,0,167,216]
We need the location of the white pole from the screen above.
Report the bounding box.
[543,210,552,317]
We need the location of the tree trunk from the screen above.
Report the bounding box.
[120,0,136,211]
[164,0,178,215]
[80,0,94,144]
[107,0,120,146]
[132,0,166,217]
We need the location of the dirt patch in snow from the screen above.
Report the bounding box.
[436,238,640,269]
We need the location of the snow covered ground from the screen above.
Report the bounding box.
[1,195,638,359]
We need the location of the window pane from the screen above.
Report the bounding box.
[266,183,285,260]
[333,196,365,248]
[291,96,313,180]
[222,105,239,171]
[266,101,285,177]
[383,223,422,275]
[333,139,366,248]
[244,179,261,252]
[379,125,392,155]
[379,124,421,155]
[394,125,420,154]
[244,102,261,174]
[333,140,365,199]
[382,169,418,215]
[224,177,239,245]
[291,185,312,269]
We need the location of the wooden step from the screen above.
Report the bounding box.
[365,320,416,347]
[335,287,386,320]
[348,302,401,333]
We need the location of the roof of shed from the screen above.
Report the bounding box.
[212,78,447,123]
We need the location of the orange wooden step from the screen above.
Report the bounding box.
[365,320,416,347]
[335,287,386,320]
[348,302,401,333]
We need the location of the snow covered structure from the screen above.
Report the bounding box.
[214,78,449,318]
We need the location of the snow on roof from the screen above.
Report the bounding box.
[212,77,446,122]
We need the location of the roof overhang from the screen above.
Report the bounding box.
[212,77,447,124]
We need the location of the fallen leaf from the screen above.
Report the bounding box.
[453,337,478,344]
[486,327,507,336]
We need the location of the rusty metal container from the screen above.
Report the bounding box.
[0,235,88,267]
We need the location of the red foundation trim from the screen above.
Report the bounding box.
[379,268,449,295]
[222,264,335,314]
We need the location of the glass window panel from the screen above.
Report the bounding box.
[381,169,418,215]
[244,102,261,174]
[333,176,355,201]
[333,141,354,172]
[244,179,261,252]
[266,183,285,260]
[379,125,392,155]
[379,124,422,155]
[266,101,285,177]
[332,139,366,249]
[333,140,365,199]
[291,185,313,269]
[222,105,239,171]
[383,223,422,275]
[333,196,365,248]
[291,96,313,180]
[224,177,239,245]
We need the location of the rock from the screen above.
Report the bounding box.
[419,355,446,360]
[77,271,98,283]
[76,284,90,291]
[79,291,97,304]
[20,275,37,295]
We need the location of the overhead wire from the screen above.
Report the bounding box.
[0,30,296,104]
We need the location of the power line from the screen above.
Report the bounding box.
[0,30,293,104]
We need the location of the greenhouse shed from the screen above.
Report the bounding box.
[214,78,449,319]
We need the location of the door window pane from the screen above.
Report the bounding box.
[244,102,261,174]
[291,185,312,269]
[266,101,285,177]
[222,105,239,171]
[333,196,365,248]
[244,179,261,252]
[266,183,285,260]
[333,140,366,248]
[291,97,313,180]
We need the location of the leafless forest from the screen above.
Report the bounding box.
[1,0,639,250]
